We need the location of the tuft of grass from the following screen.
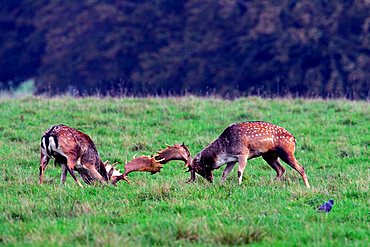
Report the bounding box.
[0,96,369,246]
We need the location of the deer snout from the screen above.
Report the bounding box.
[206,171,214,183]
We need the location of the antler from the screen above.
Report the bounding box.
[103,160,117,166]
[111,155,165,185]
[154,143,191,166]
[111,144,193,185]
[154,157,166,163]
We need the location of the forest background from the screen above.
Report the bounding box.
[1,0,369,99]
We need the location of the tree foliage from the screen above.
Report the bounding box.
[0,0,369,98]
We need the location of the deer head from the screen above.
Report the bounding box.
[76,160,123,185]
[103,160,123,180]
[186,153,214,183]
[155,143,203,182]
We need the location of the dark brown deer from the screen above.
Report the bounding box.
[39,124,121,187]
[185,122,310,188]
[111,156,165,184]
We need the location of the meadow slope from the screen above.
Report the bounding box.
[0,97,369,246]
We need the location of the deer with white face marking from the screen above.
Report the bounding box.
[186,122,310,188]
[39,124,122,187]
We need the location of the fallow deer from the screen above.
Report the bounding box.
[111,155,165,184]
[187,121,310,188]
[39,124,121,187]
[157,123,310,188]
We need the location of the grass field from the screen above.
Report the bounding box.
[0,96,369,246]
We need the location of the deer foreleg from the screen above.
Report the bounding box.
[186,170,196,183]
[221,162,237,183]
[237,155,248,185]
[66,160,83,188]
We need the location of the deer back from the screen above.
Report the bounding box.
[206,121,296,157]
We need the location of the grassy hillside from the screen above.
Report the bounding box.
[0,97,368,246]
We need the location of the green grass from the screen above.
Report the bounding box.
[0,96,369,246]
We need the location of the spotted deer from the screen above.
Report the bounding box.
[39,124,122,187]
[191,121,310,187]
[162,122,310,188]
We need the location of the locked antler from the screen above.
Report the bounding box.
[154,143,192,167]
[112,155,165,185]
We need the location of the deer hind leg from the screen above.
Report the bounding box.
[39,151,50,184]
[237,155,248,185]
[277,150,310,188]
[221,162,237,183]
[262,152,286,180]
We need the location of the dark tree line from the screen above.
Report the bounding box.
[1,0,369,99]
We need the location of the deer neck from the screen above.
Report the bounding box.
[203,139,237,169]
